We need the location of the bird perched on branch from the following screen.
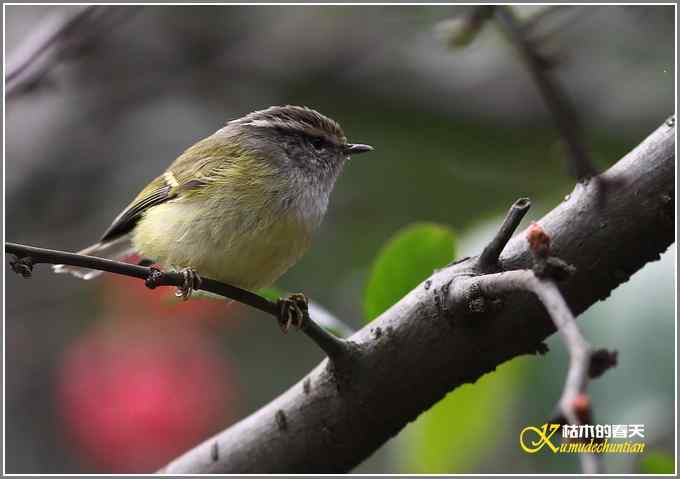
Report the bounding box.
[54,105,373,306]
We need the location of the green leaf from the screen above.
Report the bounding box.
[363,223,456,322]
[397,357,528,473]
[639,451,675,474]
[258,286,285,303]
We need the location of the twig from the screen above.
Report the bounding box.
[437,6,496,48]
[477,270,600,473]
[6,6,96,85]
[5,6,139,98]
[300,313,352,360]
[471,195,605,474]
[478,197,531,270]
[522,5,594,41]
[521,5,571,34]
[494,6,598,181]
[5,242,351,361]
[476,222,624,475]
[6,242,275,312]
[466,194,608,475]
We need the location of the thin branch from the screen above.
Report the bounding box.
[300,313,354,360]
[476,221,618,475]
[6,242,275,313]
[477,270,600,473]
[494,6,598,181]
[522,5,595,41]
[5,6,139,98]
[521,5,572,33]
[478,197,531,270]
[5,242,351,360]
[6,6,96,85]
[436,6,496,48]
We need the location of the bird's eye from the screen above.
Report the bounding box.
[310,137,325,152]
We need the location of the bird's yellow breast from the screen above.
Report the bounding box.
[132,194,316,291]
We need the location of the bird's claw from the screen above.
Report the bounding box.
[175,268,202,300]
[277,293,309,334]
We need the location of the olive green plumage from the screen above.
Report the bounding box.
[53,105,373,291]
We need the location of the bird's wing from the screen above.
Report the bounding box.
[100,175,177,241]
[99,137,233,242]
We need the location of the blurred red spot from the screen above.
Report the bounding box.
[56,323,239,473]
[526,222,551,257]
[572,393,591,424]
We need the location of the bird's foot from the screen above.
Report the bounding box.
[175,268,202,301]
[277,293,309,334]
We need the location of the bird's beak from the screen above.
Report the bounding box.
[344,143,374,155]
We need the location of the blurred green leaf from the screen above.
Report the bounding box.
[363,223,456,322]
[639,451,675,474]
[398,357,528,473]
[258,286,284,302]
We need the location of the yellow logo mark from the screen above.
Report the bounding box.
[520,423,561,453]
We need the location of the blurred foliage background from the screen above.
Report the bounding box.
[4,4,675,474]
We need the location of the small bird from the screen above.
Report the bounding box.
[54,105,373,301]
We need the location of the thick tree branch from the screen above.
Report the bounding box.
[157,118,673,473]
[5,242,351,360]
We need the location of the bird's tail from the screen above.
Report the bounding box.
[53,236,135,280]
